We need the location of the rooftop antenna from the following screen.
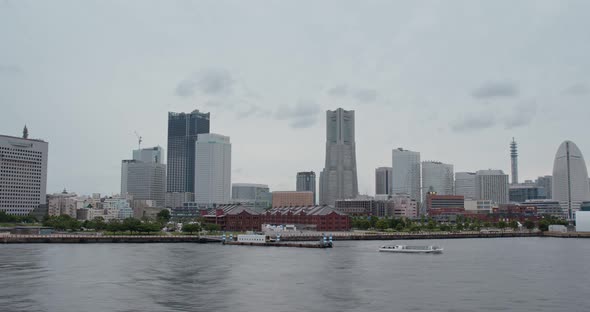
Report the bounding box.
[134,131,142,150]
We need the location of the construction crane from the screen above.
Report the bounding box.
[134,131,142,150]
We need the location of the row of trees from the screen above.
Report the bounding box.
[351,216,541,232]
[0,211,38,224]
[181,222,221,234]
[42,215,163,233]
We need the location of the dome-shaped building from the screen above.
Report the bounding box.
[552,140,590,220]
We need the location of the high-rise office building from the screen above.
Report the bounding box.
[475,170,509,205]
[536,175,552,199]
[194,133,231,205]
[552,140,590,220]
[319,108,358,205]
[121,146,166,208]
[510,138,518,184]
[421,161,454,201]
[0,132,48,216]
[296,171,316,204]
[455,172,476,199]
[375,167,393,196]
[392,148,421,201]
[166,110,210,194]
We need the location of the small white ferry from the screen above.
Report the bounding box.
[379,245,443,254]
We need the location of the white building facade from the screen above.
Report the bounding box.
[0,134,49,216]
[455,172,476,199]
[194,133,231,205]
[475,170,509,205]
[552,140,590,220]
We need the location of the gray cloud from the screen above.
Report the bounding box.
[176,68,234,97]
[503,101,537,129]
[0,65,22,75]
[275,100,321,128]
[451,113,497,132]
[354,88,378,103]
[327,84,378,103]
[562,83,589,96]
[238,105,272,119]
[327,85,349,96]
[472,81,519,99]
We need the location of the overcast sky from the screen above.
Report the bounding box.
[2,0,590,196]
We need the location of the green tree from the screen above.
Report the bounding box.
[524,220,535,231]
[427,220,436,231]
[157,209,171,222]
[509,220,519,231]
[203,223,221,232]
[538,220,550,232]
[375,218,389,231]
[43,215,81,231]
[122,218,142,233]
[395,223,404,231]
[138,222,161,233]
[106,219,123,232]
[182,223,201,234]
[497,221,507,232]
[93,217,107,231]
[369,216,379,228]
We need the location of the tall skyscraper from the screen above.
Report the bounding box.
[392,148,421,201]
[296,171,316,204]
[552,140,590,220]
[510,138,519,184]
[375,167,393,195]
[536,175,553,199]
[194,133,231,205]
[319,108,358,205]
[0,132,48,216]
[166,110,210,194]
[455,172,476,199]
[475,170,509,205]
[422,161,454,201]
[121,146,166,208]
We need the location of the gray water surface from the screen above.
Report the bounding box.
[1,237,589,312]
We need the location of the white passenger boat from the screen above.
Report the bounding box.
[378,245,443,254]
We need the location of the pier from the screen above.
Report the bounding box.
[223,241,333,248]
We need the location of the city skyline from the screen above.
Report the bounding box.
[3,1,590,196]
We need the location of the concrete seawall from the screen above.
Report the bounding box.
[1,232,588,244]
[1,235,221,244]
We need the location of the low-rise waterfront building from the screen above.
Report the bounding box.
[523,199,564,218]
[199,204,351,232]
[509,183,545,203]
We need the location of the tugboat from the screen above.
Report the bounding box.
[378,245,443,254]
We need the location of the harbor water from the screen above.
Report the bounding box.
[1,237,589,312]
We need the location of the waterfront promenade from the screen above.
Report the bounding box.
[1,231,589,243]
